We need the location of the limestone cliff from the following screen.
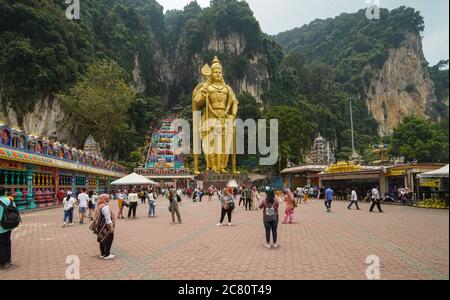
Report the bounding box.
[365,32,437,136]
[0,95,85,147]
[169,31,271,105]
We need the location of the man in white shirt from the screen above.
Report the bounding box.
[127,190,139,219]
[77,189,89,224]
[370,186,383,213]
[347,189,360,210]
[399,187,407,205]
[148,190,157,217]
[63,191,77,227]
[295,187,302,204]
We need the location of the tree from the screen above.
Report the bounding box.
[58,60,135,159]
[264,106,312,172]
[390,116,448,163]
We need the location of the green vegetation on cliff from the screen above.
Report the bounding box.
[0,1,448,169]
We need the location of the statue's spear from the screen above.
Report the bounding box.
[192,64,212,175]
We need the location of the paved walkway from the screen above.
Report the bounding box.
[1,196,448,280]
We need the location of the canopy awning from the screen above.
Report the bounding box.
[111,173,156,186]
[417,165,449,179]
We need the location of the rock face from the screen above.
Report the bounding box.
[205,33,269,104]
[366,32,437,136]
[0,95,84,147]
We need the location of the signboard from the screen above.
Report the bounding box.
[386,170,405,177]
[419,178,440,188]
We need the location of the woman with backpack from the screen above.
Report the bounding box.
[259,189,279,248]
[217,188,235,227]
[0,187,20,269]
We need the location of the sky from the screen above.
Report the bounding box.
[157,0,449,65]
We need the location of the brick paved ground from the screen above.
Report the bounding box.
[0,195,448,280]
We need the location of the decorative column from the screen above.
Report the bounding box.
[96,177,99,194]
[71,175,76,194]
[4,171,9,185]
[54,169,60,204]
[27,170,37,209]
[11,171,17,185]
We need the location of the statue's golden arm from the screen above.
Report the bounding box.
[228,86,239,118]
[193,83,206,109]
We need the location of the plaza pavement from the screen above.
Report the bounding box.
[0,195,448,280]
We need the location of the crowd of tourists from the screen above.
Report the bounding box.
[0,180,388,269]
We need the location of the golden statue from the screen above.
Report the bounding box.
[193,56,238,174]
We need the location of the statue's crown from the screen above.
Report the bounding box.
[211,56,222,70]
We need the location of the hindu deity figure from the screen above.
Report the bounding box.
[193,56,239,174]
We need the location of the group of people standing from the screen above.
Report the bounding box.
[62,188,98,227]
[294,186,315,204]
[216,186,299,248]
[236,186,260,211]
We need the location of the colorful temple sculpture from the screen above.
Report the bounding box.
[306,133,336,165]
[0,123,126,211]
[135,115,193,188]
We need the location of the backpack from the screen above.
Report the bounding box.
[265,202,277,221]
[0,200,21,230]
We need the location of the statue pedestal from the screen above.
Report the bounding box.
[195,170,246,190]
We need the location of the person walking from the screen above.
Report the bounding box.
[303,187,309,204]
[0,187,21,269]
[208,186,214,201]
[399,187,407,205]
[244,186,252,211]
[62,191,76,227]
[251,187,260,211]
[91,194,116,260]
[259,188,280,248]
[88,191,98,220]
[309,186,315,200]
[348,189,360,210]
[117,191,125,219]
[238,186,245,207]
[127,189,139,219]
[77,189,89,224]
[139,189,146,204]
[295,187,302,204]
[370,186,383,213]
[148,190,157,217]
[176,188,183,206]
[282,188,296,224]
[217,188,235,226]
[169,189,182,224]
[325,187,334,213]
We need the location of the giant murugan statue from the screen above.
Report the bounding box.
[193,57,238,174]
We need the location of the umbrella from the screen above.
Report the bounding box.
[111,173,156,186]
[227,180,239,188]
[417,165,449,179]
